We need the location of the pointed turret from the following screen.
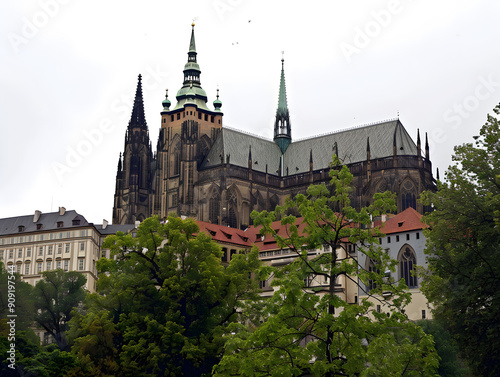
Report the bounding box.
[425,132,430,160]
[213,88,222,112]
[273,56,292,154]
[417,129,421,157]
[129,74,147,130]
[117,152,122,172]
[162,89,171,111]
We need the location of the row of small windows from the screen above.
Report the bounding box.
[0,242,85,260]
[7,258,85,275]
[379,232,420,245]
[1,229,91,246]
[164,111,220,124]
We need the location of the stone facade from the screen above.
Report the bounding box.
[112,25,435,226]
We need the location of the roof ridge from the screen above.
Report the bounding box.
[293,118,399,143]
[223,125,273,142]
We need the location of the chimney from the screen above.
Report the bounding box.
[33,210,41,223]
[102,219,108,230]
[59,207,66,216]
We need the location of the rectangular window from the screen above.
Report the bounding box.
[58,244,62,254]
[80,242,85,251]
[56,261,61,269]
[39,247,43,256]
[46,261,52,270]
[24,263,30,274]
[396,235,400,242]
[387,236,391,244]
[17,264,21,274]
[406,234,410,241]
[422,310,426,319]
[48,246,53,255]
[64,260,69,271]
[376,305,381,313]
[37,262,42,274]
[26,247,31,257]
[78,258,84,271]
[9,249,14,259]
[65,244,70,253]
[0,250,3,260]
[379,238,382,245]
[416,232,420,239]
[18,249,22,258]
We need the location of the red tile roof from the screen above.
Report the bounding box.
[196,221,254,247]
[379,207,427,235]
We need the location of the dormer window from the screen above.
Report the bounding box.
[72,219,80,226]
[18,226,24,232]
[57,221,64,228]
[36,224,43,230]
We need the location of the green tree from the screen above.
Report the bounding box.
[32,269,87,350]
[0,262,39,377]
[417,320,468,377]
[214,156,439,377]
[68,215,261,377]
[420,104,500,376]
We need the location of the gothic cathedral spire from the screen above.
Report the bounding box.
[273,55,291,154]
[113,74,153,224]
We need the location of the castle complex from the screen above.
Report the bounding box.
[112,24,435,227]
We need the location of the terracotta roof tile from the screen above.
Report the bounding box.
[379,207,426,235]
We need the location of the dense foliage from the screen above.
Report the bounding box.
[33,269,87,350]
[214,156,439,376]
[421,104,500,376]
[67,216,260,377]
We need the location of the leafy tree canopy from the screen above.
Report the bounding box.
[421,104,500,376]
[215,156,439,377]
[68,215,261,377]
[32,269,87,351]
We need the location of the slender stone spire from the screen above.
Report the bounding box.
[129,74,147,129]
[425,132,430,160]
[273,53,292,154]
[117,152,122,172]
[174,23,209,109]
[417,129,421,157]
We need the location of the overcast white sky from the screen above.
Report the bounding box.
[1,0,499,224]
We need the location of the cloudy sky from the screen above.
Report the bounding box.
[1,0,499,224]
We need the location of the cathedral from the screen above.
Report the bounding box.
[112,24,435,227]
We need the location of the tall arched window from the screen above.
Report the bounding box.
[228,208,237,229]
[255,191,265,212]
[401,180,416,211]
[227,190,238,228]
[399,246,417,288]
[173,151,180,176]
[209,190,220,224]
[367,258,380,291]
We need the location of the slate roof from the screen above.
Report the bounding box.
[201,119,418,176]
[201,127,282,174]
[95,223,136,236]
[0,210,91,236]
[284,119,417,174]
